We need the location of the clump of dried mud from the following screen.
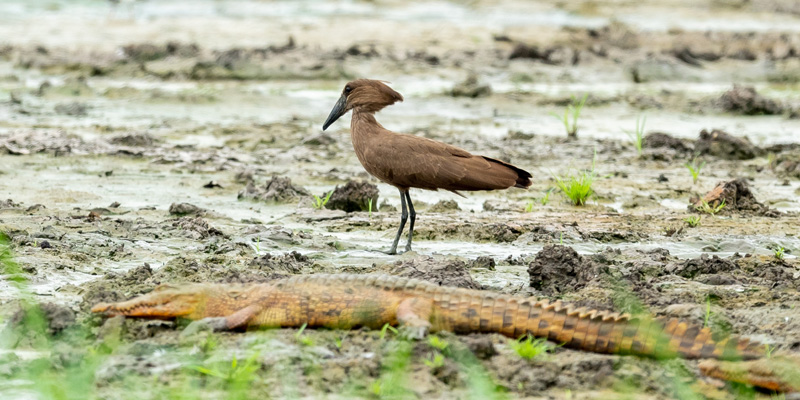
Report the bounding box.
[325,180,379,212]
[238,176,309,203]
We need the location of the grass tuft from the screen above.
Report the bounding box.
[695,199,725,215]
[684,156,705,185]
[312,190,333,210]
[553,157,601,206]
[625,114,646,156]
[509,335,551,360]
[683,215,701,227]
[551,94,588,138]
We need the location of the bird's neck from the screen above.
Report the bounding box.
[350,109,386,161]
[351,109,382,131]
[350,109,386,141]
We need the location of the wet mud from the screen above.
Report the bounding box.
[1,0,800,399]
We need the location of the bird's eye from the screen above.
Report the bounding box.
[344,86,352,93]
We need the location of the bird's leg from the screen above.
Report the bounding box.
[404,191,416,252]
[387,189,408,255]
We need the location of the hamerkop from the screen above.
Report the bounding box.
[322,79,532,254]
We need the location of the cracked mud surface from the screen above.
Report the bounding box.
[1,0,800,399]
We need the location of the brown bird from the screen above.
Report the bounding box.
[322,79,532,254]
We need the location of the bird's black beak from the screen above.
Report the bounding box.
[322,94,347,131]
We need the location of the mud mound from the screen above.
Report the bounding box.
[527,245,599,295]
[384,256,480,289]
[0,129,111,156]
[692,178,775,216]
[248,251,309,274]
[491,352,616,395]
[11,303,76,334]
[718,85,783,115]
[667,254,737,279]
[169,216,223,239]
[642,132,692,153]
[0,199,21,209]
[237,175,309,203]
[450,75,491,98]
[773,151,800,178]
[168,203,207,216]
[509,43,577,66]
[429,199,460,213]
[468,256,496,271]
[121,42,199,62]
[694,129,763,160]
[109,132,156,147]
[325,180,379,213]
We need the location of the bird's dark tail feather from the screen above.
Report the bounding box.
[482,156,532,188]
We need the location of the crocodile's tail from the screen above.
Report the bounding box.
[440,291,765,360]
[513,299,766,360]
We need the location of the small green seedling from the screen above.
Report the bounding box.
[695,199,725,215]
[295,323,314,346]
[367,198,374,218]
[423,353,445,369]
[625,114,646,156]
[379,323,398,340]
[427,335,449,352]
[190,352,261,385]
[540,188,553,205]
[683,215,701,227]
[251,237,262,256]
[524,200,534,213]
[703,298,713,328]
[510,335,551,360]
[684,156,706,185]
[774,246,785,260]
[551,94,588,138]
[312,190,333,210]
[764,343,776,358]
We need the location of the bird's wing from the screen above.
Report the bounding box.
[363,132,520,191]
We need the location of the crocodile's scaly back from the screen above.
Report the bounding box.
[275,275,764,360]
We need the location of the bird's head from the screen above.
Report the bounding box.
[322,79,403,130]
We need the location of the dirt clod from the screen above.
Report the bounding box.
[692,178,773,215]
[667,254,737,279]
[694,129,763,160]
[12,303,76,334]
[237,175,309,203]
[248,251,309,274]
[429,199,461,213]
[450,75,492,98]
[168,202,206,216]
[718,85,783,115]
[528,245,599,295]
[469,256,496,271]
[385,256,480,289]
[325,180,379,213]
[643,132,692,153]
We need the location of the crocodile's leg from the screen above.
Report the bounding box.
[396,297,433,339]
[185,304,263,333]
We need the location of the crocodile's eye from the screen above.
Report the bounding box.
[344,85,352,94]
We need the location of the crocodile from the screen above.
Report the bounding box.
[699,356,800,393]
[92,274,795,391]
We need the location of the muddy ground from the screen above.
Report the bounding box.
[1,0,800,399]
